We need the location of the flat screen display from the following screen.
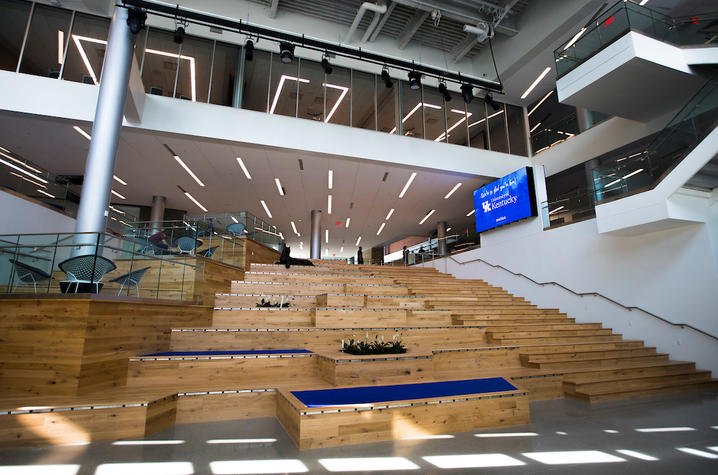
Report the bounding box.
[473,167,537,233]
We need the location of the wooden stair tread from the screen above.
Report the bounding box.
[562,360,698,380]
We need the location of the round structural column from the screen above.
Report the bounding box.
[437,220,447,256]
[310,210,322,259]
[150,195,166,234]
[74,6,136,241]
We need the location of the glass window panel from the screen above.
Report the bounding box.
[297,58,325,122]
[467,98,488,150]
[174,34,213,103]
[241,49,270,112]
[422,85,446,143]
[18,4,73,78]
[377,76,399,134]
[141,28,180,97]
[324,65,350,126]
[134,26,147,69]
[401,79,423,139]
[61,13,109,85]
[209,41,239,107]
[268,52,299,118]
[488,104,508,153]
[445,91,468,147]
[0,0,32,72]
[351,70,376,131]
[506,104,528,156]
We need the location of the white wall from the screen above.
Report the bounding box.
[418,211,718,374]
[0,189,76,235]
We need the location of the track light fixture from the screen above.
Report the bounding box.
[174,25,185,44]
[126,7,147,35]
[245,39,254,61]
[461,84,474,104]
[279,42,295,63]
[321,55,333,74]
[485,93,501,111]
[408,70,421,90]
[381,68,393,88]
[438,81,452,102]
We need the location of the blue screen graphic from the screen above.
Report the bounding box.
[473,167,535,233]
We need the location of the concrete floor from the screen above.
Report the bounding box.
[2,390,718,474]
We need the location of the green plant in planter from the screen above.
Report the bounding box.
[342,337,407,355]
[256,298,290,308]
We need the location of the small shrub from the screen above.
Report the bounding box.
[342,338,407,355]
[256,298,290,308]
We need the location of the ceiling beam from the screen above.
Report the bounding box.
[368,2,397,42]
[397,10,430,50]
[269,0,279,19]
[451,35,480,63]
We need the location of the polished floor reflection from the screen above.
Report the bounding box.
[2,390,718,474]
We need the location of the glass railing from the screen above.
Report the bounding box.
[541,187,596,229]
[555,0,683,78]
[531,112,579,155]
[674,13,718,46]
[593,72,718,201]
[0,232,201,300]
[383,231,481,266]
[185,212,282,251]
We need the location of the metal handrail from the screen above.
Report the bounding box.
[447,255,718,341]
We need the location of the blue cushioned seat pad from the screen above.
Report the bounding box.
[141,349,313,357]
[292,377,517,408]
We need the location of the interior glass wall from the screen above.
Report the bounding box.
[445,91,469,147]
[351,70,376,131]
[241,49,270,112]
[140,28,180,97]
[0,0,32,72]
[324,65,350,126]
[488,104,509,153]
[422,85,447,143]
[61,13,110,85]
[466,98,488,150]
[269,51,299,118]
[209,42,239,107]
[174,35,213,103]
[18,4,73,78]
[376,76,399,134]
[506,104,528,156]
[296,58,325,122]
[401,79,423,139]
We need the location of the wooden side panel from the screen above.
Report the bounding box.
[244,239,281,267]
[144,395,178,436]
[194,260,244,306]
[433,349,523,378]
[313,309,408,328]
[176,391,277,424]
[511,376,564,401]
[330,357,433,386]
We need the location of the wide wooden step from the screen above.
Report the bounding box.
[486,323,603,333]
[521,347,657,364]
[517,340,644,354]
[496,335,624,345]
[564,360,698,382]
[488,328,613,339]
[527,353,669,370]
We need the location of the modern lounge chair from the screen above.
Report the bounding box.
[109,266,151,296]
[9,259,52,293]
[198,246,218,258]
[175,236,201,254]
[58,254,117,293]
[227,222,246,236]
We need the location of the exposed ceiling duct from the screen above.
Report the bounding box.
[345,2,388,43]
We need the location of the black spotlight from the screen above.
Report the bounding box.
[381,69,393,88]
[438,82,452,102]
[408,70,421,90]
[279,42,294,63]
[460,84,474,104]
[485,93,501,111]
[174,26,185,44]
[321,56,333,75]
[245,39,254,61]
[126,7,146,35]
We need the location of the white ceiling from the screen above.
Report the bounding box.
[0,111,489,258]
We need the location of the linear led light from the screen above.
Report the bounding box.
[345,217,350,228]
[299,242,303,249]
[604,178,621,188]
[183,192,207,212]
[173,155,204,187]
[521,67,552,100]
[446,227,452,232]
[376,222,385,235]
[402,102,442,123]
[73,125,92,141]
[279,232,284,240]
[435,111,473,142]
[58,30,64,64]
[399,172,417,198]
[275,178,284,195]
[340,246,343,253]
[466,209,475,216]
[528,90,554,116]
[622,169,644,179]
[530,122,542,133]
[231,216,238,223]
[389,127,397,134]
[468,109,504,128]
[325,229,329,243]
[386,208,394,220]
[328,169,333,189]
[419,209,435,224]
[236,157,252,179]
[37,189,56,199]
[260,200,272,218]
[111,189,126,200]
[640,0,649,5]
[109,205,125,215]
[291,221,299,235]
[327,195,332,214]
[0,156,49,184]
[563,27,587,51]
[323,84,349,123]
[444,183,462,199]
[270,75,310,114]
[113,175,127,185]
[355,236,361,246]
[548,205,564,215]
[0,151,43,175]
[9,171,46,188]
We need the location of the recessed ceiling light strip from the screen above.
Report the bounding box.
[328,169,333,189]
[345,218,350,228]
[444,183,462,199]
[466,209,475,216]
[184,192,207,212]
[275,178,284,195]
[419,209,435,224]
[399,172,417,198]
[174,155,204,187]
[327,195,332,214]
[9,171,46,188]
[260,200,272,218]
[376,222,385,235]
[236,157,252,179]
[386,208,394,220]
[111,189,126,200]
[528,90,554,116]
[355,236,361,246]
[521,67,552,100]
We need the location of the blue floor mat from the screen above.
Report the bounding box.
[292,377,517,408]
[141,349,313,357]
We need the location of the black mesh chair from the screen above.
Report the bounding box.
[198,246,218,258]
[9,259,52,293]
[109,266,151,296]
[58,255,117,293]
